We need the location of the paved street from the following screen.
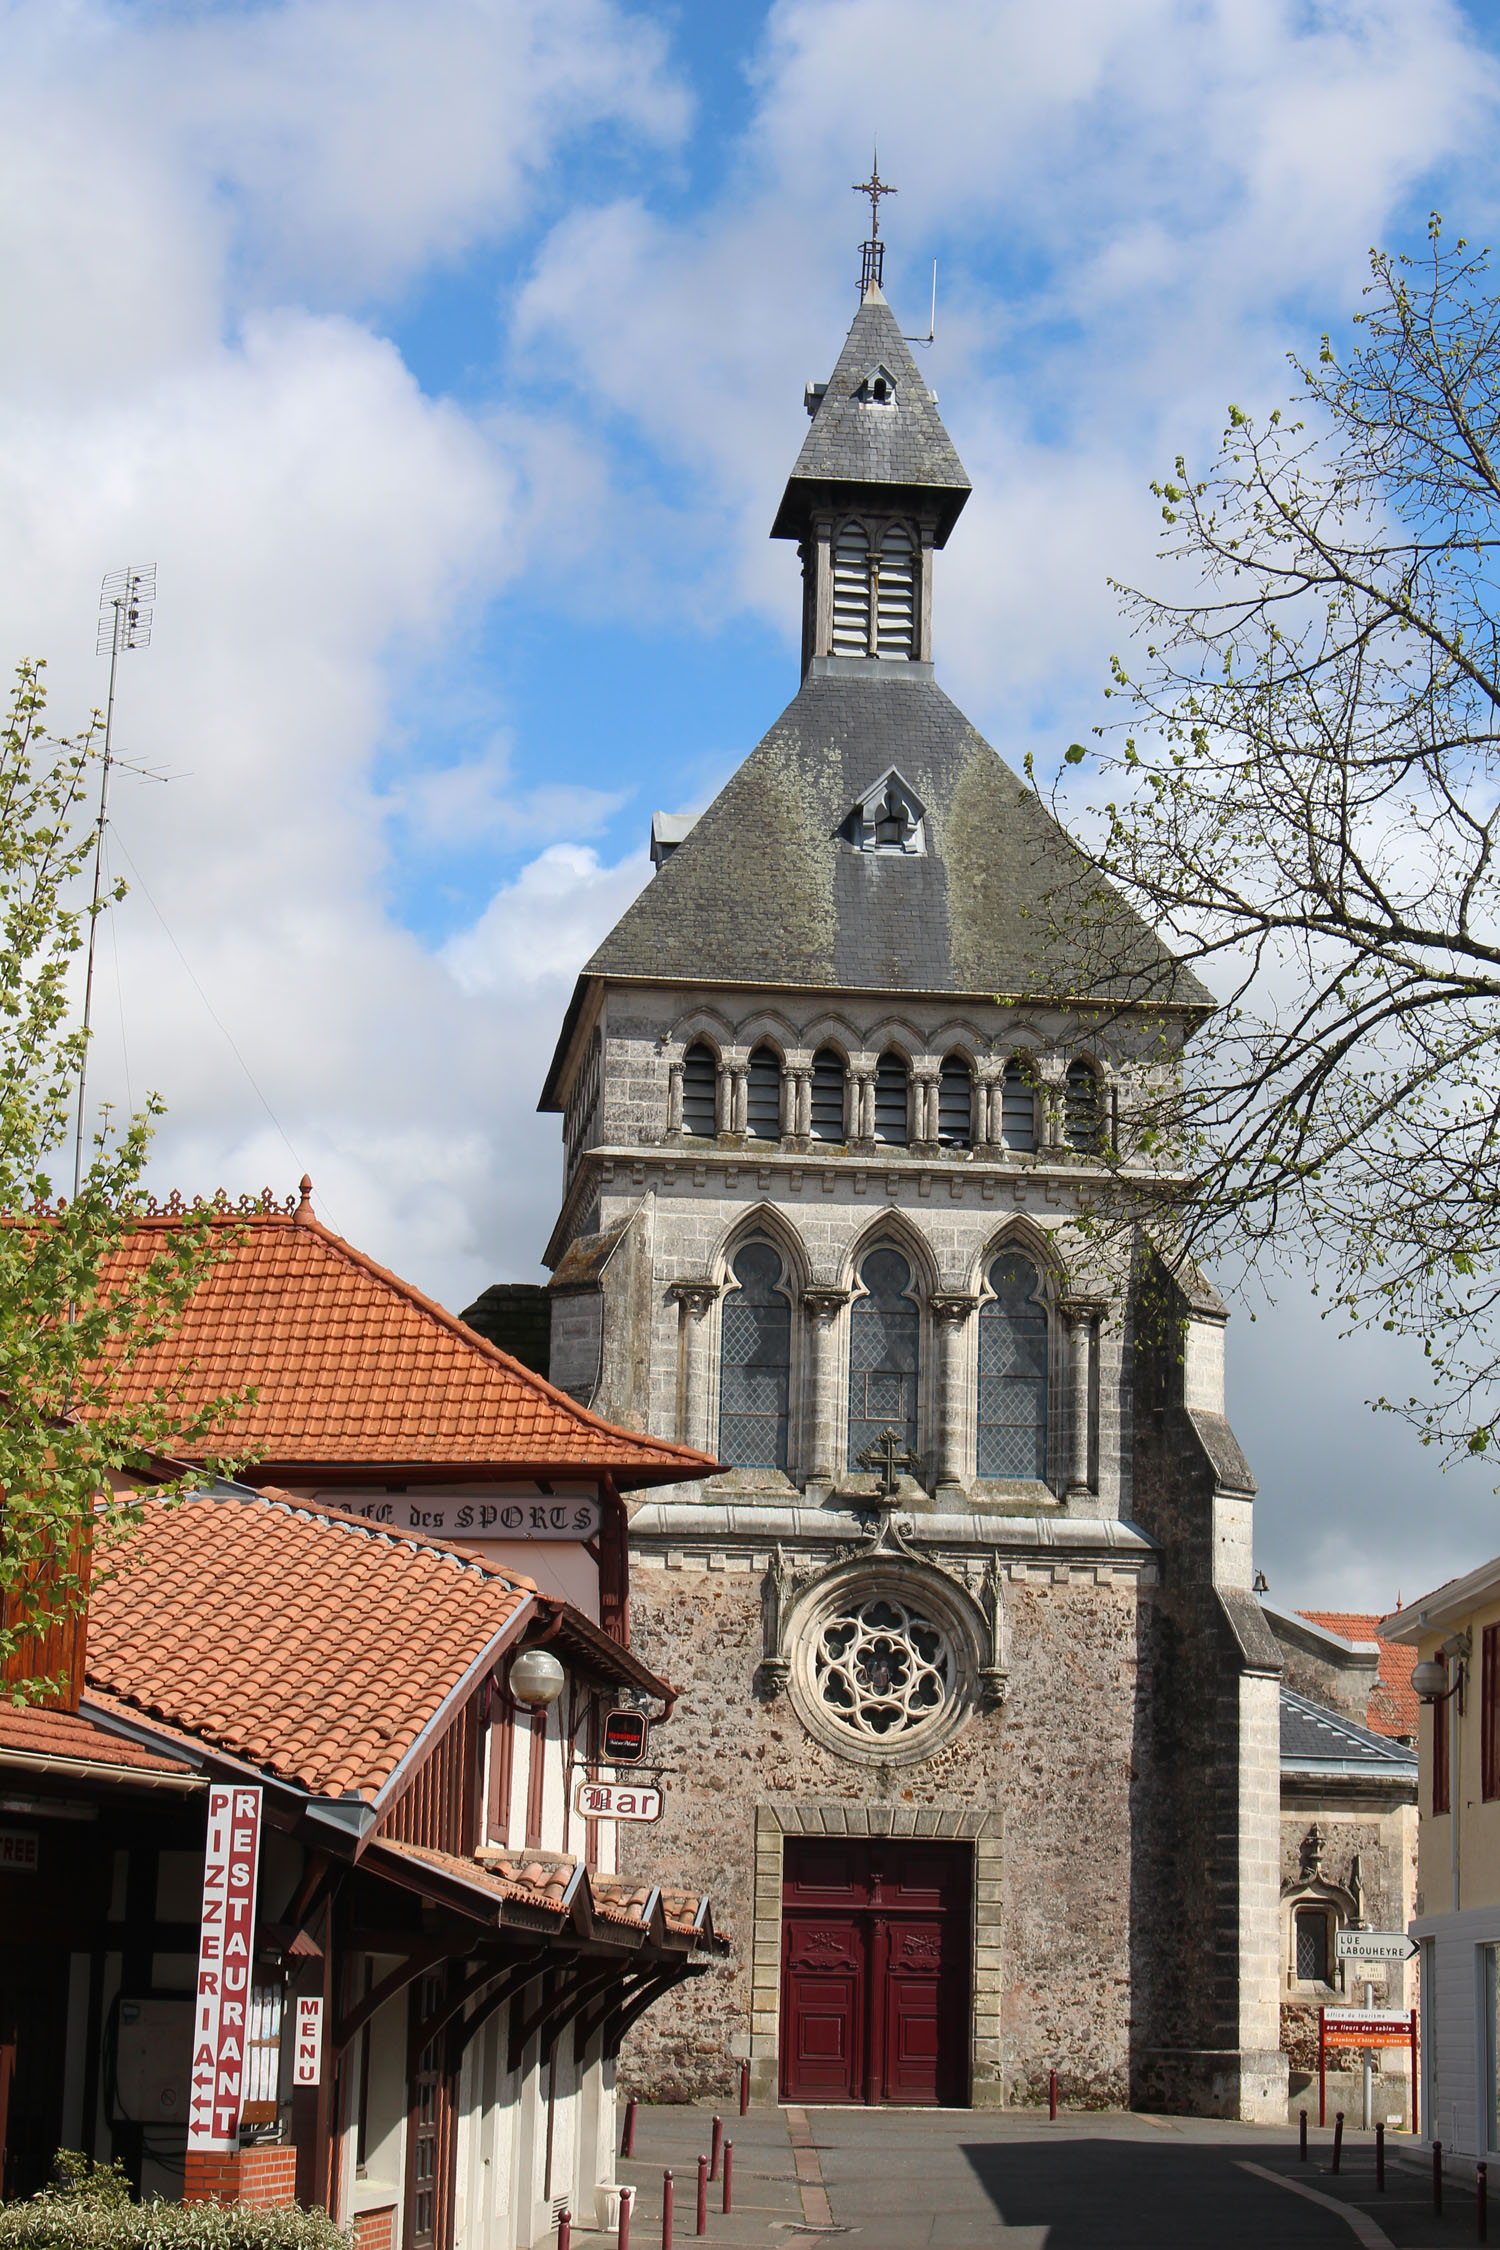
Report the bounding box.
[584,2103,1496,2250]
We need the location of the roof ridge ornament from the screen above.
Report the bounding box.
[852,147,896,298]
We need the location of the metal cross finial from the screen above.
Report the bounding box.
[852,149,897,241]
[856,1426,920,1498]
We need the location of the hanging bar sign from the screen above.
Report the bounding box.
[575,1779,662,1823]
[292,1996,324,2086]
[187,1785,263,2150]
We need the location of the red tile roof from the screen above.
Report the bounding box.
[379,1841,722,1950]
[85,1487,532,1797]
[96,1199,717,1486]
[0,1701,193,1779]
[1299,1610,1419,1739]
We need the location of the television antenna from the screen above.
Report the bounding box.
[73,564,156,1200]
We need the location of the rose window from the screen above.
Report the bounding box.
[814,1594,954,1742]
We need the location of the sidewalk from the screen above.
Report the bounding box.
[568,2103,1497,2250]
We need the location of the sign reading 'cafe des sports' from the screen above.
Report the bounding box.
[326,1492,603,1541]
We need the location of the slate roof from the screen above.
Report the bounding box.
[1299,1609,1419,1740]
[95,1200,717,1486]
[772,286,971,544]
[1280,1686,1419,1777]
[84,1486,532,1798]
[554,671,1211,1050]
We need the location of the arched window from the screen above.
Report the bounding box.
[1294,1906,1333,1986]
[848,1247,920,1471]
[719,1242,791,1471]
[875,523,916,659]
[977,1252,1048,1479]
[1000,1057,1036,1152]
[1065,1060,1101,1153]
[746,1047,782,1139]
[682,1043,718,1137]
[873,1053,909,1145]
[832,521,871,656]
[937,1055,972,1148]
[809,1049,846,1142]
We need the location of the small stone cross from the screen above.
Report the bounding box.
[857,1426,920,1497]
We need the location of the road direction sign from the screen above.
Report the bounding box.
[574,1780,662,1823]
[1336,1931,1417,1963]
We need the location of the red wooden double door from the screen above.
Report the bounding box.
[779,1838,971,2106]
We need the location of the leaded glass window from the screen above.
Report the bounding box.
[746,1047,782,1139]
[1065,1059,1101,1153]
[1001,1056,1036,1151]
[682,1043,717,1137]
[810,1049,846,1141]
[848,1247,919,1471]
[937,1056,972,1147]
[977,1253,1048,1479]
[719,1242,790,1471]
[873,1054,909,1145]
[1295,1908,1330,1985]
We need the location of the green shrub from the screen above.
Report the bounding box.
[36,2156,133,2211]
[0,2197,349,2249]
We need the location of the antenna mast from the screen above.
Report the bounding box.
[73,564,154,1201]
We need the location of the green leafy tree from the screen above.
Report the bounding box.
[0,661,245,1704]
[1047,220,1500,1457]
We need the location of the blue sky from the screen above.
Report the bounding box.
[6,0,1500,1605]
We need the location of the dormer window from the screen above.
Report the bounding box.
[857,364,898,406]
[842,768,926,856]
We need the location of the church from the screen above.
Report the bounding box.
[536,241,1286,2120]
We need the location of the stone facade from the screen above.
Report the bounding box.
[535,278,1287,2119]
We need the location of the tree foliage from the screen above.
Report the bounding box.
[1050,220,1500,1456]
[0,662,245,1703]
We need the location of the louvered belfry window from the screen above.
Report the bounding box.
[937,1056,972,1148]
[977,1253,1048,1479]
[746,1047,782,1139]
[875,523,916,658]
[873,1054,909,1145]
[832,522,872,655]
[1001,1057,1036,1151]
[810,1049,846,1141]
[848,1247,919,1471]
[719,1242,790,1471]
[1064,1059,1102,1153]
[682,1043,717,1136]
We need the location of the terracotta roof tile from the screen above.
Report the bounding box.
[96,1208,718,1483]
[1298,1610,1419,1739]
[0,1702,189,1776]
[388,1842,720,1940]
[85,1487,530,1797]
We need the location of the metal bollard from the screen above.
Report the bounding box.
[723,2142,733,2216]
[1480,2159,1489,2242]
[1049,2069,1058,2122]
[618,2187,634,2250]
[740,2060,750,2117]
[1376,2122,1385,2191]
[1299,2109,1307,2162]
[622,2097,638,2159]
[1435,2139,1445,2216]
[697,2155,708,2237]
[662,2171,674,2250]
[1332,2113,1344,2175]
[710,2115,723,2181]
[558,2214,571,2250]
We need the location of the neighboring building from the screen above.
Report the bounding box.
[535,270,1286,2118]
[0,1484,722,2247]
[1383,1561,1500,2161]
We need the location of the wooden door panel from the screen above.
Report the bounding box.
[780,1915,865,2101]
[879,1919,945,2103]
[783,1840,870,1904]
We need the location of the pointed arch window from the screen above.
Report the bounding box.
[873,1054,909,1145]
[1065,1060,1102,1154]
[810,1049,846,1142]
[848,1247,920,1472]
[682,1043,718,1137]
[746,1047,782,1139]
[1001,1057,1036,1152]
[874,523,916,658]
[977,1252,1048,1480]
[832,522,871,656]
[937,1056,972,1148]
[719,1242,791,1472]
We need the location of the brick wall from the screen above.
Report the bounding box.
[353,2206,398,2250]
[183,2145,298,2208]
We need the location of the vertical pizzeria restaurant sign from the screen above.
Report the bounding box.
[188,1785,263,2150]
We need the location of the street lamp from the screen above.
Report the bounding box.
[508,1648,567,1707]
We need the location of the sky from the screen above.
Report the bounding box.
[5,0,1500,1611]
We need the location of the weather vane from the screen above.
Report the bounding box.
[853,147,896,295]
